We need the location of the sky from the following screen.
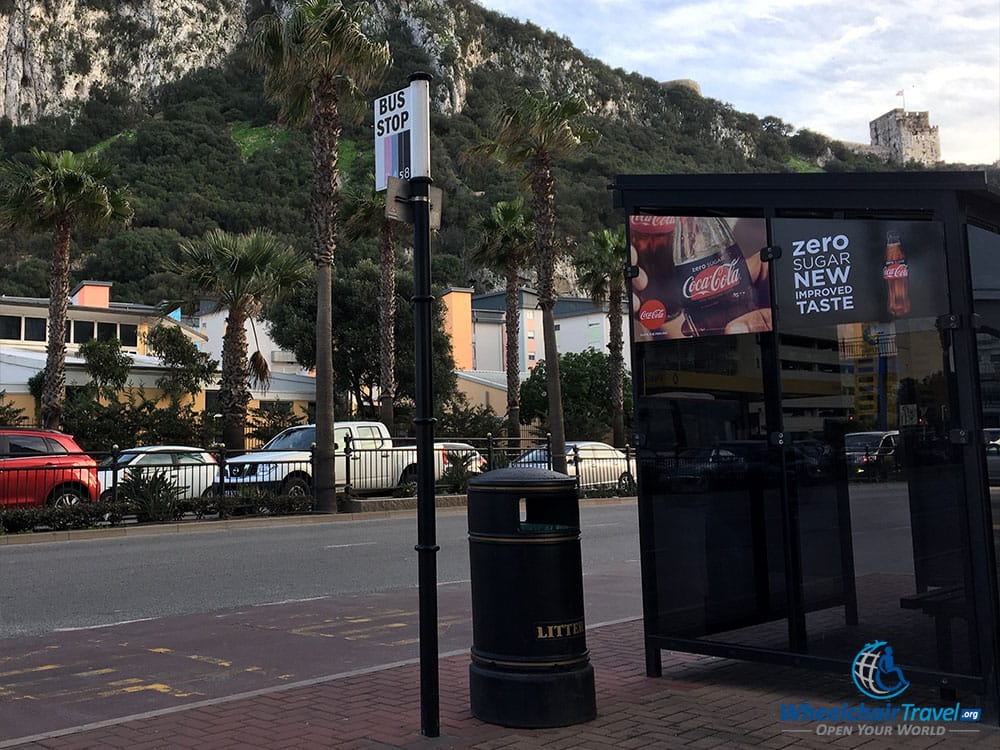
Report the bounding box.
[475,0,1000,165]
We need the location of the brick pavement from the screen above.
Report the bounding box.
[5,619,997,750]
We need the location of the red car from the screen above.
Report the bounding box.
[0,428,99,507]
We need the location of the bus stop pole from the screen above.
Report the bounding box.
[408,72,440,738]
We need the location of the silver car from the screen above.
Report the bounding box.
[98,446,219,501]
[511,440,635,491]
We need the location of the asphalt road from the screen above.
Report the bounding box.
[0,503,642,743]
[0,503,641,639]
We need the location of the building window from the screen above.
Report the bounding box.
[72,320,95,343]
[97,322,117,341]
[528,353,536,361]
[526,330,535,339]
[204,390,220,414]
[120,324,138,348]
[24,317,45,341]
[0,315,19,340]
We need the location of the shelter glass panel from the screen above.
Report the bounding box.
[635,334,787,649]
[779,319,974,675]
[969,223,1000,674]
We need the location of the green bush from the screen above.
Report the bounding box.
[0,503,107,532]
[119,469,185,523]
[259,494,314,515]
[437,452,477,494]
[0,488,314,535]
[0,507,44,534]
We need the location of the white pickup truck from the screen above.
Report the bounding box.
[222,421,483,496]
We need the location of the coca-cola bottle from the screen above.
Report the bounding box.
[884,231,910,317]
[629,216,680,332]
[673,217,755,336]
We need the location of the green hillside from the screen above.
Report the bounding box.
[0,4,963,308]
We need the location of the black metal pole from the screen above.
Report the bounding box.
[411,170,440,737]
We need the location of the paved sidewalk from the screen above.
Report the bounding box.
[5,618,997,750]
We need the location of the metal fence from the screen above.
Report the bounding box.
[0,438,638,510]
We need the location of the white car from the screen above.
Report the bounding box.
[98,446,219,501]
[511,440,635,491]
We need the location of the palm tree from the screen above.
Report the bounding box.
[478,90,599,472]
[343,175,407,430]
[575,226,627,448]
[170,229,310,450]
[0,148,132,429]
[250,0,391,510]
[470,197,534,442]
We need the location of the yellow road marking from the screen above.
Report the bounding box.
[148,648,173,654]
[98,680,198,699]
[188,655,232,668]
[72,668,116,677]
[0,664,61,678]
[106,678,144,687]
[123,683,174,694]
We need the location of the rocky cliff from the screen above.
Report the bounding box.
[0,0,691,131]
[0,0,247,125]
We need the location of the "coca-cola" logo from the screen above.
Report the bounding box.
[630,215,675,230]
[637,299,668,330]
[883,262,909,280]
[682,260,741,301]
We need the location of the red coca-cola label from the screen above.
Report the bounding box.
[630,215,676,231]
[883,262,908,280]
[682,259,742,301]
[637,299,668,330]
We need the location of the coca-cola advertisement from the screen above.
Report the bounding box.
[629,215,771,342]
[770,218,947,328]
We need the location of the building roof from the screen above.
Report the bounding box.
[455,370,512,390]
[0,345,316,402]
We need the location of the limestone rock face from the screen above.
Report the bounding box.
[0,0,246,125]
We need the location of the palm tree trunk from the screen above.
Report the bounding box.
[220,308,250,450]
[608,279,626,448]
[378,226,396,430]
[504,258,521,443]
[311,79,339,512]
[531,154,567,473]
[42,217,72,429]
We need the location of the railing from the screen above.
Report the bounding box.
[0,439,639,511]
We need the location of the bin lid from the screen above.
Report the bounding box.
[468,466,577,489]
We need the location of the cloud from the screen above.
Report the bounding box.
[477,0,1000,164]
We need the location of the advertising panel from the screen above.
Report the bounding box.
[629,215,771,342]
[771,218,947,327]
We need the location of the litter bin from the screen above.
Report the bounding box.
[467,467,596,728]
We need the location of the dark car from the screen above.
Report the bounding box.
[986,443,1000,485]
[0,428,99,507]
[669,446,744,492]
[845,431,899,481]
[669,440,827,493]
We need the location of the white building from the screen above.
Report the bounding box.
[184,299,311,378]
[442,287,632,414]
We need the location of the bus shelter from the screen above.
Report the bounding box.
[612,172,1000,717]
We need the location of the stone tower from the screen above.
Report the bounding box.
[869,109,941,165]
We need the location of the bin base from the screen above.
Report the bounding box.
[470,661,596,728]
